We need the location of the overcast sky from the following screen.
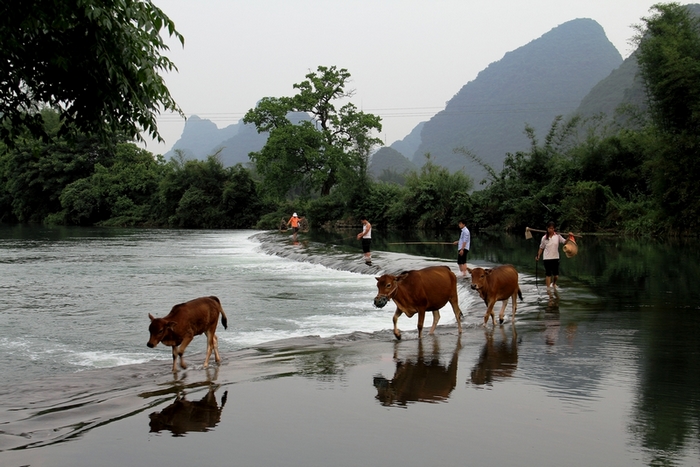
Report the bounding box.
[142,0,666,154]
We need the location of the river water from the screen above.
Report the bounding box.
[0,226,699,466]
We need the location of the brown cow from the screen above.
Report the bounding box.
[374,265,463,340]
[468,265,523,326]
[147,296,228,372]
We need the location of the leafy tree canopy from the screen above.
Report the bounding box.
[244,66,382,198]
[0,0,184,143]
[634,2,700,226]
[634,2,700,135]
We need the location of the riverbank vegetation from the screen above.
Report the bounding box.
[1,3,699,236]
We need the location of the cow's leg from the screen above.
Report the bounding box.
[204,333,221,367]
[417,311,426,338]
[170,346,178,373]
[511,290,518,323]
[428,310,440,335]
[176,335,194,369]
[498,299,510,325]
[212,334,221,364]
[483,303,495,326]
[449,296,463,334]
[203,332,214,368]
[393,309,403,340]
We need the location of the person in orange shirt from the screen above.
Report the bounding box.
[287,213,302,241]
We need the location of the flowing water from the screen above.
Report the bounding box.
[0,225,699,467]
[0,226,477,380]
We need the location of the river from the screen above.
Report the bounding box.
[0,225,698,466]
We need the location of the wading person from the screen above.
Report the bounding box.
[357,216,372,265]
[287,213,302,241]
[453,220,470,277]
[535,221,573,288]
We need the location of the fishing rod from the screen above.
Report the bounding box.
[385,242,455,246]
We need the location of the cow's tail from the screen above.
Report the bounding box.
[220,308,228,329]
[210,296,228,329]
[517,287,523,301]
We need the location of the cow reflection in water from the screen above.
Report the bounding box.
[373,337,461,407]
[470,326,519,386]
[149,385,227,436]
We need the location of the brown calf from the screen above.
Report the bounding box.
[147,296,228,372]
[468,265,523,325]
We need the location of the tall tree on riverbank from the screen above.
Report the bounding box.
[0,0,184,144]
[244,66,382,199]
[635,2,700,229]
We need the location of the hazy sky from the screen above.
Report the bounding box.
[143,0,665,154]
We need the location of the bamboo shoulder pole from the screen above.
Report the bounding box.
[525,227,584,239]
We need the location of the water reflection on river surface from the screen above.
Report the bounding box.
[0,226,698,466]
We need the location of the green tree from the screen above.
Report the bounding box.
[58,143,166,226]
[634,2,700,229]
[154,152,261,228]
[635,3,700,135]
[463,115,653,233]
[387,156,473,230]
[244,66,382,198]
[0,110,117,223]
[0,0,184,143]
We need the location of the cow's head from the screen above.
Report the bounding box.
[147,313,176,348]
[467,267,490,292]
[374,273,407,308]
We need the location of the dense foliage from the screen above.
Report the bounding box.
[1,4,700,237]
[0,112,261,228]
[634,2,700,228]
[466,116,656,234]
[0,0,184,143]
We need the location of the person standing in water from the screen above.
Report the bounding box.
[453,219,470,277]
[357,216,372,265]
[535,221,573,288]
[287,213,302,241]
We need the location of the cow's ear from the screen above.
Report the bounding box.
[376,277,380,282]
[397,273,409,282]
[148,313,155,321]
[467,267,472,273]
[485,269,492,276]
[166,321,177,330]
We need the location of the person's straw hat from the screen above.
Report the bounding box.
[563,235,578,258]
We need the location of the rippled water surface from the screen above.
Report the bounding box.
[1,226,699,467]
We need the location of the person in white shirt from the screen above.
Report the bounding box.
[535,221,573,288]
[357,216,372,265]
[453,220,470,277]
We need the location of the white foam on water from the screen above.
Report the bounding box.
[68,350,159,368]
[0,229,485,378]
